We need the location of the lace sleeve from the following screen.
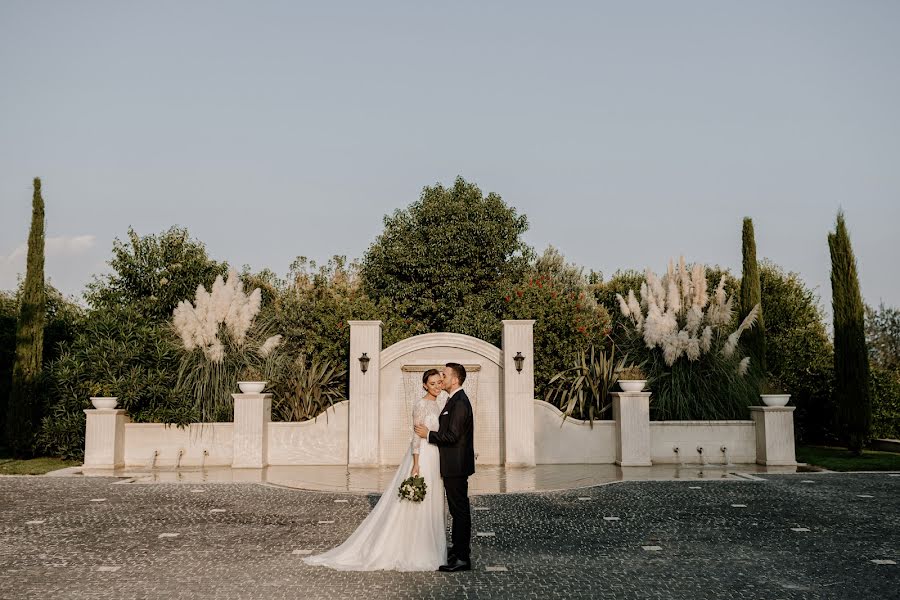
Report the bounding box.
[410,400,426,455]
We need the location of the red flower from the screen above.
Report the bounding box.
[516,290,523,297]
[505,295,511,302]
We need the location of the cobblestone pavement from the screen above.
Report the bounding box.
[1,473,897,600]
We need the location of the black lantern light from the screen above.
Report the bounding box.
[513,351,525,373]
[359,352,370,374]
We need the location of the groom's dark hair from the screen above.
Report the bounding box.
[446,362,466,385]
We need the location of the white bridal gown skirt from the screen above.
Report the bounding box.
[303,443,447,571]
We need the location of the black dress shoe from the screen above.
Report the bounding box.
[438,557,471,572]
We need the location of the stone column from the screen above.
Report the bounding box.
[83,409,128,470]
[502,319,536,467]
[611,392,652,467]
[348,320,382,466]
[232,393,272,468]
[750,406,797,466]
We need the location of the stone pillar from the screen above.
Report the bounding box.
[750,406,797,466]
[611,392,652,467]
[502,319,536,467]
[348,320,382,466]
[83,409,128,470]
[232,393,271,468]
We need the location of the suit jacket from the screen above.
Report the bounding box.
[428,388,475,478]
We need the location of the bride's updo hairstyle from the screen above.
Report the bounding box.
[422,368,441,388]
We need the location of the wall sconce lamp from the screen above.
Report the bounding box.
[514,352,525,373]
[359,352,370,374]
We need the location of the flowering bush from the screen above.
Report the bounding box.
[615,257,761,420]
[173,270,283,422]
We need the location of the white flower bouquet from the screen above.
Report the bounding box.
[398,475,427,502]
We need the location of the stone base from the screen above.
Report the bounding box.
[750,406,797,467]
[616,460,653,467]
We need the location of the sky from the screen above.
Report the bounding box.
[2,1,898,316]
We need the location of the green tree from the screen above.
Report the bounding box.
[866,303,900,372]
[361,176,532,332]
[739,218,766,375]
[828,211,871,454]
[1,286,82,451]
[0,292,16,444]
[86,226,227,322]
[759,261,834,442]
[6,178,46,456]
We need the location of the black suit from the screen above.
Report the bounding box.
[428,388,475,561]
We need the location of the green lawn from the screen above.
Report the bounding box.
[797,445,900,472]
[0,456,80,475]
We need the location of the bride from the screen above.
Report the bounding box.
[303,369,448,571]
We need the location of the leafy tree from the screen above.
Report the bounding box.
[759,261,834,442]
[86,226,227,321]
[6,178,46,456]
[866,303,900,372]
[275,256,418,371]
[828,211,871,453]
[361,176,532,332]
[739,217,766,375]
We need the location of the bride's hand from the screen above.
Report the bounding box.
[410,465,419,477]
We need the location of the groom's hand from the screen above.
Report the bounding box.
[414,424,429,439]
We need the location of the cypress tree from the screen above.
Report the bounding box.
[739,217,766,376]
[828,211,871,454]
[6,178,46,456]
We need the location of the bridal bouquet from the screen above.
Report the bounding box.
[398,475,427,502]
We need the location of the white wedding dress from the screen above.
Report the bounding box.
[303,396,448,571]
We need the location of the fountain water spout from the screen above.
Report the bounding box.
[697,446,706,467]
[176,449,184,469]
[149,450,159,470]
[720,445,730,466]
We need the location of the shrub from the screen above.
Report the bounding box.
[38,306,187,459]
[272,355,347,422]
[870,366,900,440]
[545,344,624,423]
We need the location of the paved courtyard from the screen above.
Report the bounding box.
[1,472,897,600]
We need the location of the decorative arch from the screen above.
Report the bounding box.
[380,332,503,367]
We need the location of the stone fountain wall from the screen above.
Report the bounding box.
[82,320,797,472]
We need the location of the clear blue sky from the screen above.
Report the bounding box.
[2,1,898,315]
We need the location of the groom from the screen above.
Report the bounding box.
[414,362,475,572]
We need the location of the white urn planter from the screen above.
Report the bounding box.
[238,381,267,394]
[760,393,790,407]
[618,380,647,393]
[90,397,118,410]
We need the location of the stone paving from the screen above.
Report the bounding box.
[0,473,897,599]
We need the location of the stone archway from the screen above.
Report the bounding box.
[347,321,536,467]
[379,333,503,465]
